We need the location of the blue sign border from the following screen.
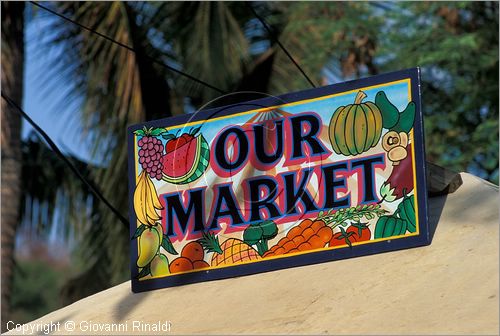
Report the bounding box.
[127,68,429,293]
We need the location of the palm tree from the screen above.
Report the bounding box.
[1,2,25,329]
[6,2,384,317]
[38,2,175,301]
[39,1,259,301]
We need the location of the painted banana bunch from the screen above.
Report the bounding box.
[133,170,173,276]
[134,171,163,225]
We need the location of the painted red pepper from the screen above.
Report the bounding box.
[379,143,414,202]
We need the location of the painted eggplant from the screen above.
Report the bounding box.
[379,143,414,202]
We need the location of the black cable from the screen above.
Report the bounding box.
[16,2,317,231]
[247,3,317,89]
[1,92,129,229]
[29,1,226,95]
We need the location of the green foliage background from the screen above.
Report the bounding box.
[10,259,68,324]
[384,2,498,183]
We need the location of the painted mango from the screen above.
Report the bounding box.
[137,227,161,268]
[329,91,383,156]
[374,215,407,239]
[150,253,170,277]
[398,194,416,233]
[151,222,163,245]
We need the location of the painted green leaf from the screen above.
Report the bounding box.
[190,126,202,135]
[132,224,147,239]
[137,264,151,279]
[162,235,178,255]
[162,134,175,140]
[134,130,145,136]
[150,128,166,136]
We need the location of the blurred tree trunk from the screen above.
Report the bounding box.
[1,1,25,330]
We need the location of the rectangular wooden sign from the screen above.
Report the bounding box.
[128,68,429,292]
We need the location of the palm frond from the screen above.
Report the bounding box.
[19,133,96,241]
[156,2,251,103]
[26,1,387,303]
[34,1,174,299]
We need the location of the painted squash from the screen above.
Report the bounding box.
[329,91,383,156]
[398,194,416,233]
[374,215,407,239]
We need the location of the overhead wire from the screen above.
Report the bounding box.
[246,3,317,89]
[31,0,317,93]
[13,2,318,232]
[29,1,226,95]
[1,92,130,229]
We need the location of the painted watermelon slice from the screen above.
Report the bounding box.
[162,135,210,184]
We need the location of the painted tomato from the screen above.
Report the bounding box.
[328,222,371,248]
[346,222,371,242]
[328,227,355,247]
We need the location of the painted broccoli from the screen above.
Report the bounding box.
[243,220,278,256]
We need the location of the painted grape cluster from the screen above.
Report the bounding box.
[138,136,164,180]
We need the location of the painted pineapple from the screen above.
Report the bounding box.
[200,232,261,266]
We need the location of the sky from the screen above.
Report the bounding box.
[18,16,88,251]
[22,15,91,162]
[161,81,411,146]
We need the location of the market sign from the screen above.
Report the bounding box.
[128,68,429,292]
